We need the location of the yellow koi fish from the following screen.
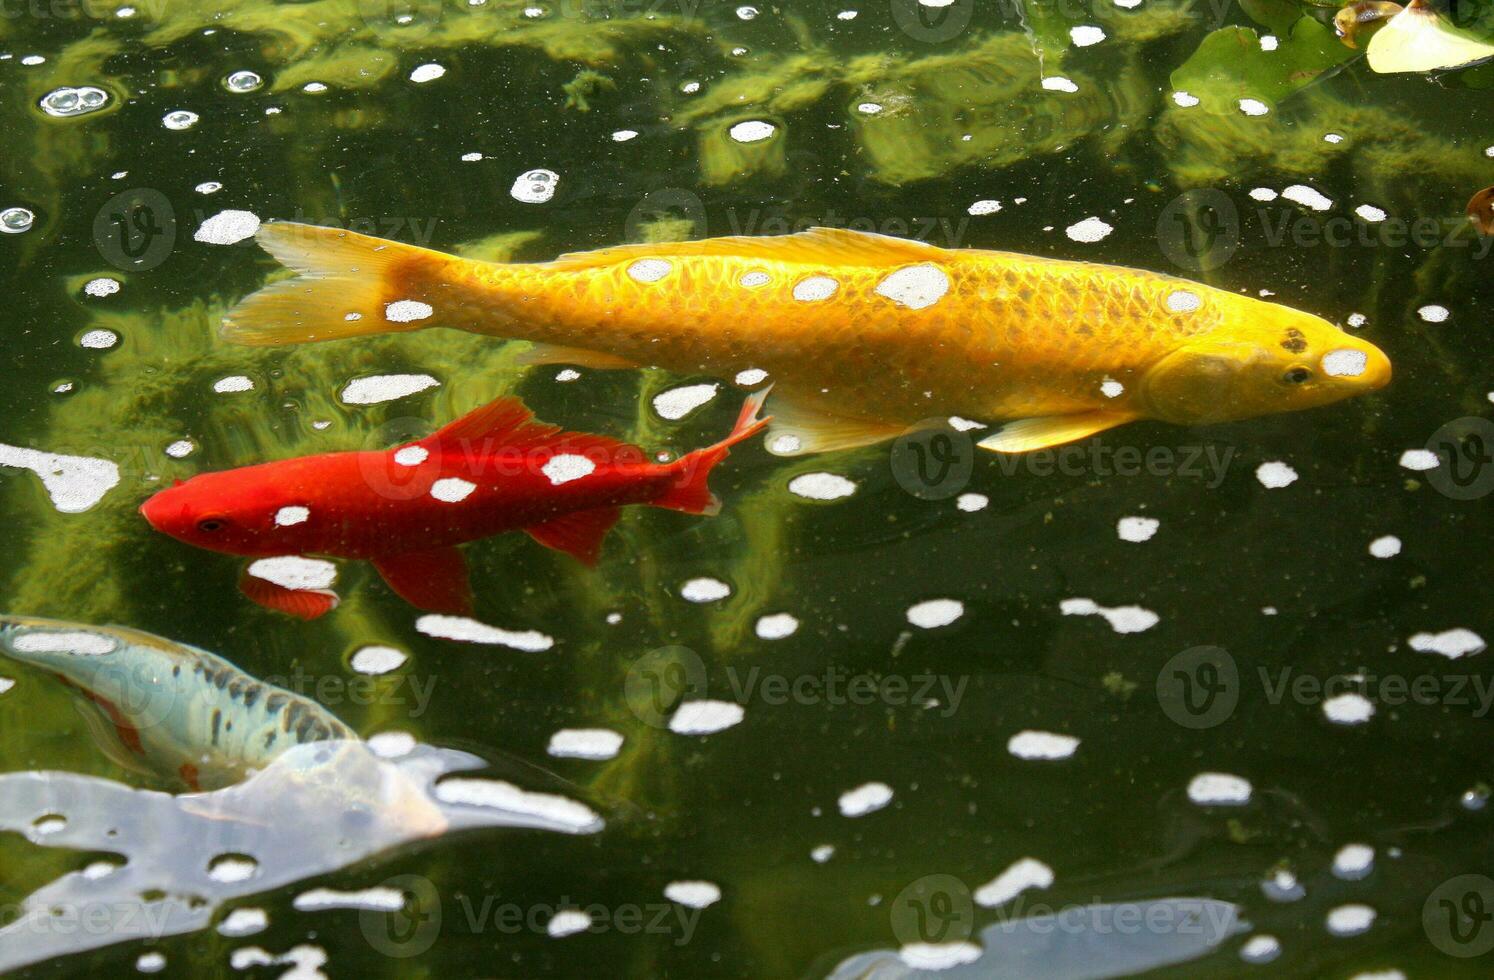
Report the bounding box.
[223,224,1390,454]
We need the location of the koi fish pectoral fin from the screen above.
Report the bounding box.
[373,547,473,614]
[238,568,340,620]
[762,395,905,456]
[976,412,1137,453]
[525,507,622,566]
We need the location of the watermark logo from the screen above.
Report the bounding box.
[625,187,708,244]
[891,0,975,43]
[361,874,443,958]
[1156,646,1239,729]
[1424,416,1494,501]
[359,416,440,501]
[890,422,975,500]
[624,645,709,727]
[1156,189,1239,272]
[1424,874,1494,958]
[94,188,175,272]
[890,874,975,946]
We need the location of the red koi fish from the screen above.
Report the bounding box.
[140,391,769,618]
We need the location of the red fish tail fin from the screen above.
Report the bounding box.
[654,388,772,516]
[221,222,496,347]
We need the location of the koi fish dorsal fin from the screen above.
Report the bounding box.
[545,227,946,272]
[425,395,644,460]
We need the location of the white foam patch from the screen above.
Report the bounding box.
[248,556,335,591]
[0,678,12,695]
[384,300,434,323]
[1282,184,1332,211]
[1332,844,1375,880]
[1166,289,1202,313]
[1065,216,1112,243]
[898,943,983,971]
[907,598,963,628]
[435,778,600,831]
[680,577,731,602]
[213,375,254,393]
[294,887,404,912]
[664,881,721,909]
[340,374,440,404]
[728,120,775,143]
[367,731,417,758]
[84,277,120,298]
[1239,935,1280,964]
[1417,304,1449,323]
[1188,772,1252,805]
[12,631,117,656]
[394,446,428,466]
[217,908,269,937]
[1172,91,1200,107]
[510,168,558,204]
[788,472,857,500]
[1354,204,1387,223]
[812,844,835,862]
[350,645,406,675]
[1368,535,1401,558]
[0,444,119,513]
[1325,904,1375,936]
[1321,349,1367,377]
[1255,461,1298,488]
[1238,98,1269,116]
[542,453,596,485]
[1347,313,1367,327]
[555,368,580,382]
[1060,597,1158,633]
[1007,730,1079,760]
[1070,24,1105,45]
[668,699,744,735]
[1041,76,1078,93]
[1398,449,1439,471]
[769,434,801,454]
[409,63,445,83]
[547,909,591,938]
[430,477,476,502]
[1117,516,1158,542]
[739,271,771,287]
[1249,187,1278,202]
[653,382,718,419]
[874,264,950,311]
[194,210,261,245]
[755,612,799,639]
[165,439,195,458]
[208,856,259,884]
[611,129,637,142]
[137,953,165,974]
[838,782,893,817]
[415,614,554,652]
[1260,34,1278,50]
[79,329,118,349]
[1101,378,1124,398]
[793,275,839,302]
[968,199,1001,215]
[975,857,1054,907]
[548,728,624,760]
[627,258,672,283]
[1323,693,1374,725]
[956,493,988,512]
[1408,628,1485,659]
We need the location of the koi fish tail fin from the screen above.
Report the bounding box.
[221,222,474,346]
[654,388,772,516]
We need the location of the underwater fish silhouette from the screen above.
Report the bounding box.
[223,223,1391,456]
[0,615,354,790]
[140,390,769,618]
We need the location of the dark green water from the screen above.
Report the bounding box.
[2,1,1493,976]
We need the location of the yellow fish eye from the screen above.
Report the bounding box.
[1282,367,1313,385]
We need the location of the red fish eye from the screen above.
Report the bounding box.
[197,518,227,532]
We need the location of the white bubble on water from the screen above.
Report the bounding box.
[1238,98,1269,116]
[409,63,446,83]
[340,374,440,404]
[906,598,963,628]
[837,782,893,817]
[213,375,254,393]
[974,857,1053,907]
[1188,772,1252,805]
[194,210,261,245]
[1255,461,1297,488]
[1,207,36,234]
[729,120,776,143]
[1368,535,1400,558]
[548,728,624,760]
[1070,25,1105,45]
[1172,91,1200,108]
[162,109,199,130]
[1416,304,1449,323]
[755,613,799,639]
[1065,216,1112,243]
[680,577,731,603]
[669,699,744,735]
[1282,184,1333,211]
[1042,76,1078,93]
[350,645,406,675]
[84,277,121,298]
[652,381,716,418]
[1117,516,1159,542]
[510,168,559,204]
[79,329,118,349]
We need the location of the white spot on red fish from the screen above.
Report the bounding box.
[340,374,440,404]
[274,505,309,527]
[680,577,731,602]
[627,258,671,283]
[1321,349,1367,377]
[415,614,555,652]
[393,445,428,466]
[788,472,857,500]
[384,300,433,323]
[907,598,963,628]
[1166,289,1202,313]
[838,781,893,817]
[430,477,476,502]
[792,275,839,302]
[739,270,770,287]
[874,264,950,310]
[542,453,596,485]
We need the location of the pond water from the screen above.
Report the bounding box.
[1,1,1492,977]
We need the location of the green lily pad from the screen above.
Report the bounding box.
[1170,16,1353,112]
